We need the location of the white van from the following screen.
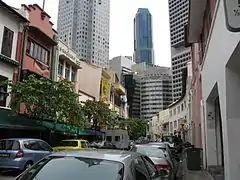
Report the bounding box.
[103,129,129,150]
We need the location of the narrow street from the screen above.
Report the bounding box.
[0,171,19,180]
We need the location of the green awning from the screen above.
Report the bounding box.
[0,54,19,66]
[0,108,45,130]
[41,121,88,135]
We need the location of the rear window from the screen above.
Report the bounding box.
[60,141,78,147]
[16,156,124,180]
[136,146,165,158]
[0,140,20,150]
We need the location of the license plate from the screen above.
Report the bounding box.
[0,153,10,158]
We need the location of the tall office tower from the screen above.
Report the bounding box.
[124,73,141,118]
[140,66,172,119]
[133,8,154,65]
[169,0,191,101]
[57,0,110,68]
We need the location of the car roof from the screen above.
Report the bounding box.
[148,142,166,146]
[62,139,88,142]
[0,138,43,141]
[135,144,164,147]
[50,149,142,164]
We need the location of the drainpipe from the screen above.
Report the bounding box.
[50,35,57,81]
[18,25,28,81]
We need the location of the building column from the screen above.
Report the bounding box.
[69,65,72,81]
[62,60,66,79]
[204,99,218,167]
[224,66,240,180]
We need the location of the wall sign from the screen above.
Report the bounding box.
[224,0,240,32]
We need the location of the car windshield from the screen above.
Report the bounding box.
[0,140,20,150]
[59,141,78,147]
[16,156,124,180]
[136,146,165,158]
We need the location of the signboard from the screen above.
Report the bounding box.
[101,79,110,102]
[224,0,240,32]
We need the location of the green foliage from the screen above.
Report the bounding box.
[82,100,112,130]
[120,118,148,140]
[7,75,85,128]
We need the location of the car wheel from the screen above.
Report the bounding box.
[24,161,33,170]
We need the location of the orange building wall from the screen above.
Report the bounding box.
[21,4,56,78]
[22,4,55,38]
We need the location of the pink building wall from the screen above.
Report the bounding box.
[191,43,202,148]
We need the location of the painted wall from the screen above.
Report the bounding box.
[77,61,102,101]
[201,0,240,179]
[0,7,23,61]
[21,4,56,78]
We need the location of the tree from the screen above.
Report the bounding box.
[7,75,85,128]
[82,100,112,130]
[121,118,147,140]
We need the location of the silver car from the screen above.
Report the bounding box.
[0,138,53,171]
[15,149,166,180]
[131,144,174,179]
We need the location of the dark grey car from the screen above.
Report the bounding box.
[15,149,166,180]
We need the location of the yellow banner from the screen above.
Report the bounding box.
[101,79,109,102]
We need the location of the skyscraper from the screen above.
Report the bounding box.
[134,8,154,65]
[57,0,110,68]
[169,0,192,101]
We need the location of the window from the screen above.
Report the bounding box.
[142,156,157,177]
[115,136,120,141]
[26,39,49,65]
[71,68,77,82]
[58,59,64,76]
[0,140,20,150]
[81,141,88,148]
[65,64,70,80]
[23,140,42,151]
[38,141,53,152]
[106,136,112,141]
[59,141,78,147]
[1,27,14,58]
[16,157,124,180]
[133,157,148,180]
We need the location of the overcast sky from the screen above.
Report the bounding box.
[4,0,171,67]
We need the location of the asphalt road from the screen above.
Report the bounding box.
[0,171,19,180]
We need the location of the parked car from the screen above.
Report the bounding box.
[90,141,117,149]
[0,138,53,171]
[15,149,166,180]
[130,144,176,180]
[53,139,91,152]
[148,142,175,160]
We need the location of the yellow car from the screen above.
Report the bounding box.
[53,139,91,152]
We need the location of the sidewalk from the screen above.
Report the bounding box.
[178,156,214,180]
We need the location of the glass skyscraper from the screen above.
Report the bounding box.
[134,8,154,65]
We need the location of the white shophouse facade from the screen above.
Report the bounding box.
[0,1,28,107]
[188,0,240,179]
[56,40,81,82]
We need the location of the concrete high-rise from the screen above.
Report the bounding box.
[57,0,110,68]
[133,8,154,65]
[109,56,135,84]
[169,0,192,101]
[140,66,172,119]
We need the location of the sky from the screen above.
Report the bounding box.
[4,0,171,67]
